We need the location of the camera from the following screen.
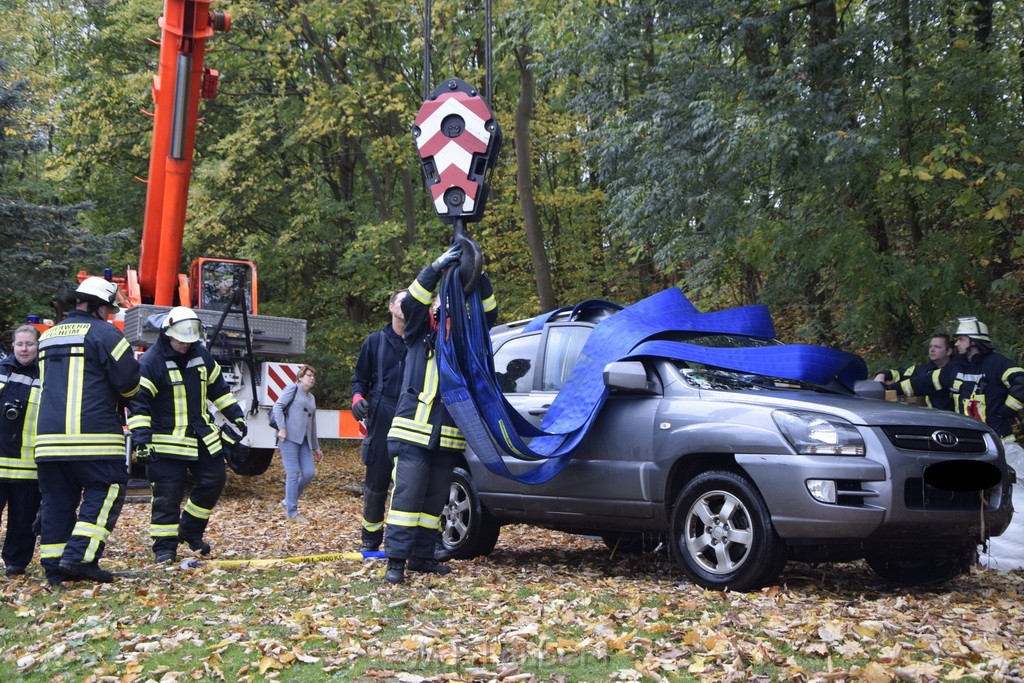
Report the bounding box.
[3,400,24,421]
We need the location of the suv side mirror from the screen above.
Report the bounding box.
[853,379,886,399]
[604,361,655,393]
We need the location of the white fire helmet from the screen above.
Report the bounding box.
[954,317,991,343]
[74,277,120,310]
[162,306,202,344]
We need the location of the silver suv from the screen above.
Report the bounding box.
[440,307,1014,591]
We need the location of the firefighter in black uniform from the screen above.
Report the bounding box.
[127,306,246,563]
[383,244,498,584]
[351,289,408,552]
[34,277,141,584]
[873,333,955,411]
[895,318,1024,440]
[0,325,41,577]
[947,319,1024,440]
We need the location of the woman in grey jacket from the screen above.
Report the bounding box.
[272,365,323,522]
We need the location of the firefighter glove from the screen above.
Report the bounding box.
[352,393,369,421]
[233,417,248,438]
[431,243,462,272]
[221,425,242,445]
[135,443,154,463]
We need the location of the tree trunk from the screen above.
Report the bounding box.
[514,42,555,311]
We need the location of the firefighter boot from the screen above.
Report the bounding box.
[383,559,405,584]
[360,488,388,552]
[181,537,211,555]
[407,557,452,575]
[58,560,115,583]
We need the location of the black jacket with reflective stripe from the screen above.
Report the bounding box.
[0,353,40,477]
[34,309,141,461]
[387,265,497,451]
[905,352,1024,439]
[127,334,243,460]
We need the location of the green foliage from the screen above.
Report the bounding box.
[0,56,114,338]
[557,0,1024,364]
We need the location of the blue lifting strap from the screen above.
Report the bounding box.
[438,268,867,484]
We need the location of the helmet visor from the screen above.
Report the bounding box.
[166,318,202,344]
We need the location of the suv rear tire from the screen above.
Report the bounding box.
[670,470,787,591]
[441,467,500,559]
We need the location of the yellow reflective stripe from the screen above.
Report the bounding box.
[198,364,208,410]
[481,293,496,313]
[0,468,38,481]
[362,518,384,532]
[211,394,237,411]
[1003,435,1017,443]
[35,433,125,459]
[83,483,120,562]
[387,425,431,446]
[409,279,432,305]
[22,386,40,458]
[930,369,942,391]
[152,434,197,446]
[66,354,85,434]
[418,511,441,530]
[151,434,199,458]
[1002,367,1024,386]
[389,416,431,437]
[184,499,213,520]
[439,435,466,450]
[72,521,110,542]
[139,376,158,396]
[150,524,178,538]
[111,338,131,361]
[168,371,187,433]
[40,543,65,559]
[1006,396,1024,412]
[387,509,421,528]
[899,379,914,397]
[415,357,438,414]
[34,446,125,459]
[202,430,221,448]
[36,433,124,447]
[0,456,36,468]
[208,363,222,383]
[126,414,150,430]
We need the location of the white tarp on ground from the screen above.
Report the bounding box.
[980,442,1024,571]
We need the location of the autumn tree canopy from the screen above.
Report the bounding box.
[2,0,1022,404]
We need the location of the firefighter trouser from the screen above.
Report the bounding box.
[37,460,127,582]
[383,440,457,560]
[146,444,225,555]
[360,397,397,547]
[0,479,41,571]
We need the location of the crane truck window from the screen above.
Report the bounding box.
[201,261,253,313]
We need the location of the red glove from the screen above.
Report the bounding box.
[351,393,369,421]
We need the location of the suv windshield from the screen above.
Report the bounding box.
[666,332,826,392]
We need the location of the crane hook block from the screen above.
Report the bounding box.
[412,78,502,225]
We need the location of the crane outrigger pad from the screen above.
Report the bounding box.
[123,304,306,358]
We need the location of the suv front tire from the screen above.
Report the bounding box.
[671,470,787,591]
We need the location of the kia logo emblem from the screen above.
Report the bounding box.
[931,430,959,447]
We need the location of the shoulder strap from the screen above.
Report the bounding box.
[374,329,387,393]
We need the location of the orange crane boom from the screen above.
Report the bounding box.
[137,0,229,306]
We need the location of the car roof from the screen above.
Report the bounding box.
[491,304,620,345]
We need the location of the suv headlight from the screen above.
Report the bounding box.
[773,410,865,455]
